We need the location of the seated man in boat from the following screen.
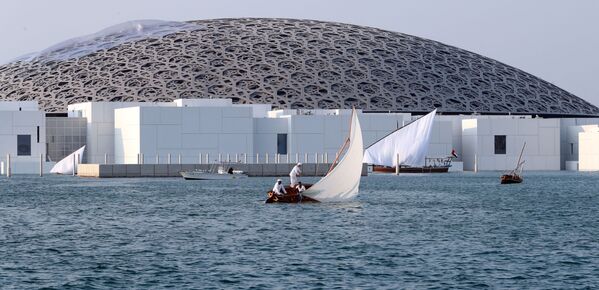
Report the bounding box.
[272,179,287,196]
[295,182,306,194]
[289,163,302,186]
[227,167,234,174]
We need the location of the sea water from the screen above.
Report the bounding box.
[1,172,598,288]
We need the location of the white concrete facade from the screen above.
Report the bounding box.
[114,105,255,164]
[2,99,599,174]
[59,99,599,172]
[0,101,46,174]
[109,102,455,165]
[577,125,599,171]
[462,117,560,171]
[68,102,178,164]
[560,118,599,170]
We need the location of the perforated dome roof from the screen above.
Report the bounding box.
[0,18,597,116]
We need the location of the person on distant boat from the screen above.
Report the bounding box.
[228,167,234,174]
[450,149,458,159]
[272,179,287,196]
[290,163,302,186]
[295,182,306,194]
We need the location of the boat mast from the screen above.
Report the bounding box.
[327,108,354,174]
[515,142,526,172]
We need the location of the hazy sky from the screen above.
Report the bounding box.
[1,0,598,106]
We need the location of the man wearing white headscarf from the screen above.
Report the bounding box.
[289,163,302,187]
[272,179,287,196]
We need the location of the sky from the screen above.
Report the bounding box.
[1,0,598,106]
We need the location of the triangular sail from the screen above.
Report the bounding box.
[50,146,85,174]
[363,109,436,167]
[303,109,363,202]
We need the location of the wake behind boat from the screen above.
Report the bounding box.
[180,165,248,180]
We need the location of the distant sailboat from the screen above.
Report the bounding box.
[50,146,85,175]
[501,142,526,184]
[363,110,445,173]
[266,108,364,203]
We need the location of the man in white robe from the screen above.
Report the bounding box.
[295,182,306,194]
[289,163,302,186]
[272,179,287,195]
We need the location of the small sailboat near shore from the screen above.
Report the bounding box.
[265,108,364,203]
[364,110,447,173]
[50,146,85,175]
[500,142,526,184]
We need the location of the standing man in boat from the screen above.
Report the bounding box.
[272,179,287,195]
[289,163,302,187]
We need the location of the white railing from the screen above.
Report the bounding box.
[110,152,338,165]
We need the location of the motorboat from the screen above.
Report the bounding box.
[180,165,248,180]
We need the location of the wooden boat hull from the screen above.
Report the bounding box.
[501,142,526,184]
[373,165,449,173]
[500,174,523,184]
[265,184,319,203]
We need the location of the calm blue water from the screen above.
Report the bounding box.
[1,172,599,289]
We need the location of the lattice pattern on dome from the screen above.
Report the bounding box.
[0,18,598,116]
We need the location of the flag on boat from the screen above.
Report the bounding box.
[451,148,458,158]
[363,109,436,167]
[50,145,85,175]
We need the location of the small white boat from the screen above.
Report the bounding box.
[180,166,248,180]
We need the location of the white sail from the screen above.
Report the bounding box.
[303,109,363,202]
[50,146,86,174]
[363,109,436,167]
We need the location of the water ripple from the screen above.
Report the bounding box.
[1,172,599,288]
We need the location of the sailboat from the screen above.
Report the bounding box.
[500,142,526,184]
[50,146,86,175]
[363,110,446,173]
[265,108,364,203]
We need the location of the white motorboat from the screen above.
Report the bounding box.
[180,165,248,180]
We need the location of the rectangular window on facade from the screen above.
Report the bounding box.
[494,135,506,155]
[37,126,40,143]
[17,135,31,156]
[277,134,288,155]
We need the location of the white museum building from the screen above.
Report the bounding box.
[0,102,47,174]
[1,99,599,174]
